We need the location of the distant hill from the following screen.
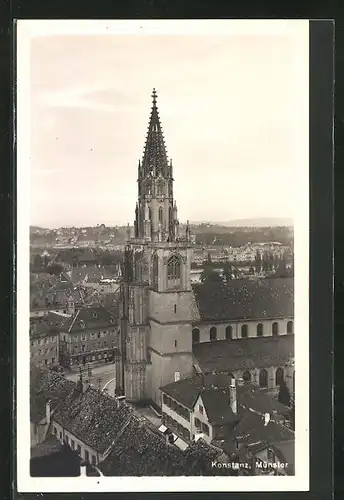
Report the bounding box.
[190,217,293,228]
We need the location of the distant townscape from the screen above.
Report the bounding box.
[30,90,295,478]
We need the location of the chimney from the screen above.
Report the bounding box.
[264,412,270,426]
[46,400,51,425]
[229,378,237,414]
[80,460,87,476]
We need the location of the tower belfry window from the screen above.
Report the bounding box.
[167,255,181,280]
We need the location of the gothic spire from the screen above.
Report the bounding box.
[141,88,169,178]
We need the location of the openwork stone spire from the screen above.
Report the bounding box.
[141,88,169,178]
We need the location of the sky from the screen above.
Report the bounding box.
[26,23,309,228]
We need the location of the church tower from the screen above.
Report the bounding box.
[119,89,194,406]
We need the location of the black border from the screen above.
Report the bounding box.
[3,13,334,500]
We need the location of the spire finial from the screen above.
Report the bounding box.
[152,88,157,106]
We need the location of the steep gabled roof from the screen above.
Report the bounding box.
[100,415,226,476]
[52,387,133,454]
[62,305,116,333]
[192,278,294,322]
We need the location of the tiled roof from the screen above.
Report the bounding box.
[192,278,294,321]
[161,375,289,425]
[52,387,133,454]
[62,305,116,333]
[71,267,107,283]
[45,311,70,329]
[238,383,289,417]
[216,409,294,472]
[30,280,85,310]
[193,335,294,373]
[30,368,76,423]
[30,319,51,337]
[201,388,240,425]
[233,410,294,449]
[30,312,69,337]
[100,415,226,476]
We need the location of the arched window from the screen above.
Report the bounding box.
[272,322,279,336]
[225,325,232,340]
[259,369,268,388]
[287,321,293,334]
[192,328,200,344]
[146,181,152,196]
[210,327,217,341]
[275,367,284,386]
[241,324,248,338]
[243,371,251,382]
[159,207,163,223]
[152,253,159,287]
[148,207,152,221]
[257,323,264,337]
[167,254,181,281]
[157,180,164,196]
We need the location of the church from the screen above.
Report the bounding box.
[117,89,294,407]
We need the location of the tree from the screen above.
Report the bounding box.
[47,263,64,276]
[278,379,291,406]
[254,250,261,274]
[33,254,43,269]
[221,262,232,283]
[200,267,223,284]
[290,396,295,430]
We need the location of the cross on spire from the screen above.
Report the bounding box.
[152,88,157,106]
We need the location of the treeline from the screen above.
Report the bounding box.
[194,227,293,247]
[31,248,124,274]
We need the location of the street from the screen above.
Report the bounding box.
[64,363,117,395]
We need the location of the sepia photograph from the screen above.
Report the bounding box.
[16,19,309,492]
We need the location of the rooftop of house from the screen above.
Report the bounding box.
[52,385,133,455]
[30,282,85,310]
[71,265,120,284]
[30,368,76,424]
[61,305,116,333]
[217,410,295,472]
[193,335,294,373]
[30,312,68,338]
[192,277,294,322]
[100,414,227,476]
[160,375,289,425]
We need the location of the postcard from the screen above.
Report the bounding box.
[16,19,309,492]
